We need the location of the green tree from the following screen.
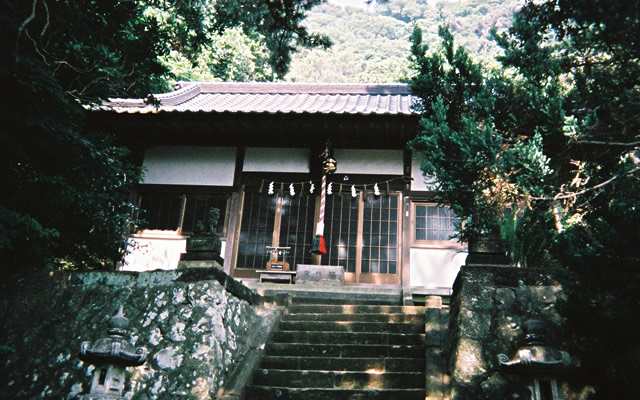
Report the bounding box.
[408,24,553,242]
[208,0,332,78]
[409,1,640,397]
[0,0,327,273]
[163,27,273,82]
[286,0,522,82]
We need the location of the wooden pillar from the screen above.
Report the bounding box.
[223,147,245,276]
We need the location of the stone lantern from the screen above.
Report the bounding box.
[498,319,579,400]
[78,305,148,400]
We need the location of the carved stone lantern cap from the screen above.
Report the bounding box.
[498,319,580,373]
[79,305,148,367]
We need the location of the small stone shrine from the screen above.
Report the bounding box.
[78,305,148,399]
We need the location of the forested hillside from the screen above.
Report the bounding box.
[286,0,522,82]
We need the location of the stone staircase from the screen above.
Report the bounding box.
[245,297,427,400]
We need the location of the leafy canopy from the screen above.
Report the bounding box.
[409,1,640,396]
[0,0,327,273]
[408,24,553,242]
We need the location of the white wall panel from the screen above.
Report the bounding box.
[410,248,467,288]
[333,149,403,175]
[411,152,436,191]
[142,146,236,186]
[121,234,186,271]
[243,147,310,173]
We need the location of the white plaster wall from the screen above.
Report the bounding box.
[411,152,436,191]
[120,231,226,271]
[121,233,187,271]
[121,235,227,271]
[333,149,403,175]
[142,146,236,186]
[243,147,310,172]
[410,248,467,288]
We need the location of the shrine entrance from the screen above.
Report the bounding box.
[233,191,401,285]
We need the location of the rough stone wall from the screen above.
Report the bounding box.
[447,266,576,399]
[0,268,267,400]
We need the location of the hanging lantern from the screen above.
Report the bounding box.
[268,181,274,195]
[309,181,315,194]
[289,183,295,196]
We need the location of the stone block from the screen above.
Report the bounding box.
[296,264,344,286]
[425,308,442,347]
[494,288,516,310]
[178,259,223,269]
[451,338,487,384]
[457,308,492,340]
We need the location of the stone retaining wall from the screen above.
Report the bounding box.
[0,268,269,400]
[447,266,576,399]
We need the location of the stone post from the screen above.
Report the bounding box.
[425,295,447,400]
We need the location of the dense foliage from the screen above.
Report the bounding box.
[0,0,326,273]
[159,0,331,82]
[409,1,639,397]
[286,0,521,82]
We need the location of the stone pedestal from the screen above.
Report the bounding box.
[466,233,511,267]
[178,260,223,270]
[295,265,344,286]
[183,235,222,260]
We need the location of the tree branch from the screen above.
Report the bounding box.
[575,140,640,146]
[40,0,49,40]
[16,0,39,61]
[531,165,640,201]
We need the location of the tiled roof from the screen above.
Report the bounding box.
[100,82,418,116]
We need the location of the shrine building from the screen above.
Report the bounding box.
[88,82,467,298]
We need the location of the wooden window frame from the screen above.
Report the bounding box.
[323,192,402,279]
[135,186,231,239]
[411,202,465,249]
[236,192,315,270]
[359,193,400,275]
[235,190,402,279]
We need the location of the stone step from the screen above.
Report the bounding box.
[271,330,425,346]
[278,320,424,334]
[264,343,424,358]
[260,356,425,372]
[252,369,424,389]
[282,312,425,323]
[290,294,401,305]
[245,386,426,400]
[244,294,429,400]
[288,304,425,314]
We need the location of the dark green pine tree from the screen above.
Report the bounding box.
[408,1,640,397]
